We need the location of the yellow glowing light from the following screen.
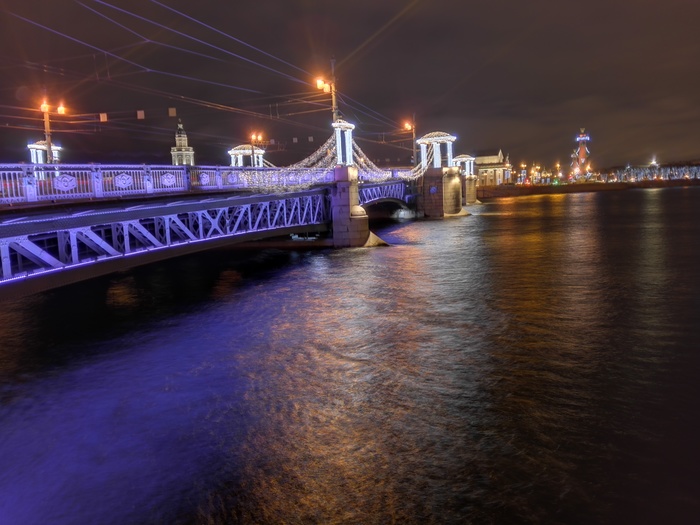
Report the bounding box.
[40,101,49,113]
[404,122,413,131]
[57,104,66,115]
[316,78,325,90]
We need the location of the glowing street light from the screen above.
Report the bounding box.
[316,58,339,122]
[40,100,65,164]
[250,132,263,167]
[403,117,416,166]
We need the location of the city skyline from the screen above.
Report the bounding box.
[1,0,699,169]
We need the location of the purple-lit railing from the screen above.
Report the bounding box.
[0,164,337,206]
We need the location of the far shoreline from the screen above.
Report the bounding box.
[475,178,700,200]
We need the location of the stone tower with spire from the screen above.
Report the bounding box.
[171,119,195,166]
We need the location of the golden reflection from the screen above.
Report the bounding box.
[221,242,479,522]
[210,270,243,299]
[105,277,140,308]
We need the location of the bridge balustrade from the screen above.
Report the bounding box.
[0,164,338,207]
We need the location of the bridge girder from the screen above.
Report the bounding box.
[0,191,330,295]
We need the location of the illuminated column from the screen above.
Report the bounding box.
[228,147,242,166]
[334,126,344,164]
[332,119,355,166]
[446,141,454,167]
[344,129,353,165]
[432,142,441,168]
[420,143,428,169]
[252,147,262,167]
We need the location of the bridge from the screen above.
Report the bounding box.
[0,122,471,297]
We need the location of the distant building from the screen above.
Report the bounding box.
[475,149,511,185]
[171,120,195,166]
[27,140,62,164]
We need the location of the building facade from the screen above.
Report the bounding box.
[475,149,511,185]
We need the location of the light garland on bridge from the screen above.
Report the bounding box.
[230,168,334,195]
[288,135,337,169]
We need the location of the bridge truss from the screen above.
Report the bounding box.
[0,190,329,289]
[358,182,414,206]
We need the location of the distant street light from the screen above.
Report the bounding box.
[403,117,416,166]
[40,100,65,164]
[250,132,263,167]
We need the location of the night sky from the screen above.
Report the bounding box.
[1,0,699,169]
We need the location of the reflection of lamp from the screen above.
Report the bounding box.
[40,100,65,164]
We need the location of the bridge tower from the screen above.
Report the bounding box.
[333,119,355,165]
[416,132,464,217]
[228,145,265,167]
[571,128,590,176]
[27,141,62,164]
[453,154,478,204]
[329,119,384,247]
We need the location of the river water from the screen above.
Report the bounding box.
[1,187,699,524]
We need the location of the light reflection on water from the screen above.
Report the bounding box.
[1,187,700,524]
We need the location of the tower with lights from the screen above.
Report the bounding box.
[171,119,195,166]
[571,128,590,176]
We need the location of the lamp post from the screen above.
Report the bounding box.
[403,117,416,167]
[250,132,263,167]
[40,100,65,164]
[316,58,339,122]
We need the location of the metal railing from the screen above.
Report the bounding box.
[0,164,338,207]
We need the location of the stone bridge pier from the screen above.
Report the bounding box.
[464,175,478,204]
[418,167,465,217]
[331,165,370,247]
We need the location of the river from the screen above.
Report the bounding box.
[1,186,699,524]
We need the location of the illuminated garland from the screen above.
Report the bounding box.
[226,167,334,195]
[287,135,337,169]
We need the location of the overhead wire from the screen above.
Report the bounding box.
[4,1,415,152]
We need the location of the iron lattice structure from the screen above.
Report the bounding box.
[0,191,329,286]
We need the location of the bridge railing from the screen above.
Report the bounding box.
[0,164,337,207]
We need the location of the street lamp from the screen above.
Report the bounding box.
[250,132,263,167]
[40,100,65,164]
[403,117,416,166]
[316,58,339,122]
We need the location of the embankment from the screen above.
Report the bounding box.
[476,179,700,200]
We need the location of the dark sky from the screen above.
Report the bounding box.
[1,0,699,169]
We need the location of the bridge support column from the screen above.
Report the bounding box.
[419,167,464,217]
[465,175,478,204]
[331,166,375,247]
